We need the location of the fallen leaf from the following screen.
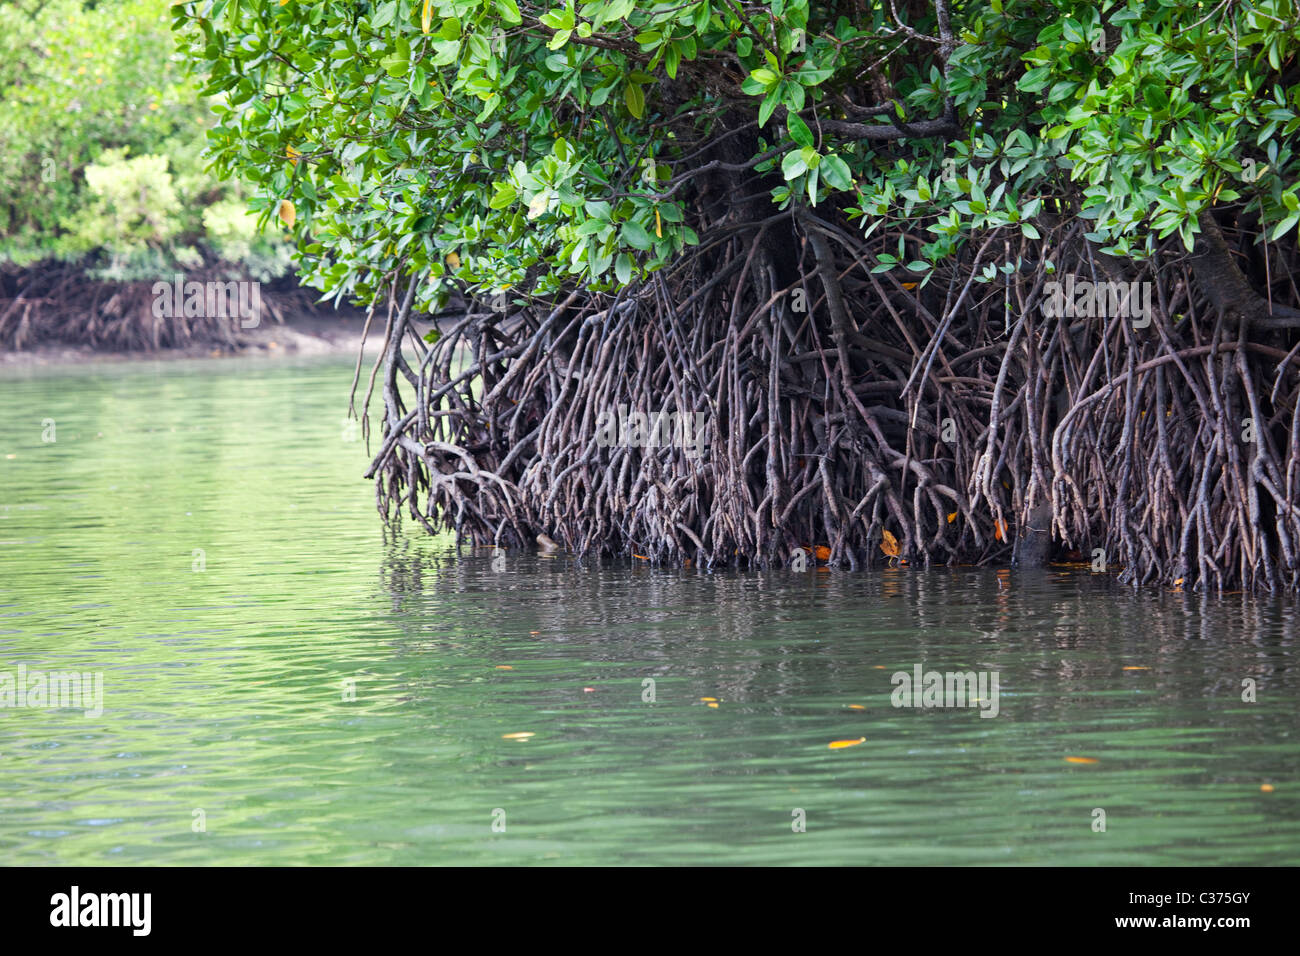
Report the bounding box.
[947,511,958,524]
[1261,784,1275,793]
[1065,756,1099,764]
[278,198,295,229]
[1122,666,1149,671]
[829,737,866,749]
[699,697,718,702]
[880,529,900,558]
[847,704,866,710]
[494,665,513,670]
[582,687,595,693]
[502,732,534,740]
[706,702,719,708]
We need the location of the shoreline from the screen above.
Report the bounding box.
[0,314,397,368]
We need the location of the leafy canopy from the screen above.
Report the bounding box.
[177,0,1300,308]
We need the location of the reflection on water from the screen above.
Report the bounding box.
[0,357,1297,864]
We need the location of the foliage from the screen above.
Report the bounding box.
[179,0,1300,307]
[0,0,291,277]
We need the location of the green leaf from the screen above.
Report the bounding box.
[625,83,645,119]
[622,219,653,250]
[781,150,808,180]
[820,154,852,191]
[497,0,523,26]
[787,113,814,149]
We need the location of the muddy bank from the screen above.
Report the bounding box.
[0,314,391,367]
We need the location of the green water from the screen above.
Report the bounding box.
[0,356,1297,865]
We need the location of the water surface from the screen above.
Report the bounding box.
[0,356,1296,864]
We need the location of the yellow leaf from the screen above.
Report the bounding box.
[947,511,957,524]
[445,251,461,269]
[699,697,718,702]
[494,665,513,670]
[1122,666,1149,671]
[421,0,433,34]
[527,193,548,219]
[847,704,866,710]
[278,198,296,229]
[993,519,1007,541]
[706,702,719,708]
[880,529,899,558]
[1065,756,1099,764]
[286,145,301,164]
[655,207,662,238]
[1261,784,1275,793]
[828,737,866,749]
[901,281,917,290]
[813,545,831,561]
[502,732,534,739]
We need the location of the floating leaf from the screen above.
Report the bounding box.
[1122,666,1149,671]
[1261,784,1275,793]
[1065,756,1099,764]
[813,545,831,561]
[706,702,719,708]
[502,731,534,739]
[278,198,296,229]
[494,665,513,670]
[829,737,866,749]
[880,529,900,558]
[847,704,866,710]
[699,697,718,702]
